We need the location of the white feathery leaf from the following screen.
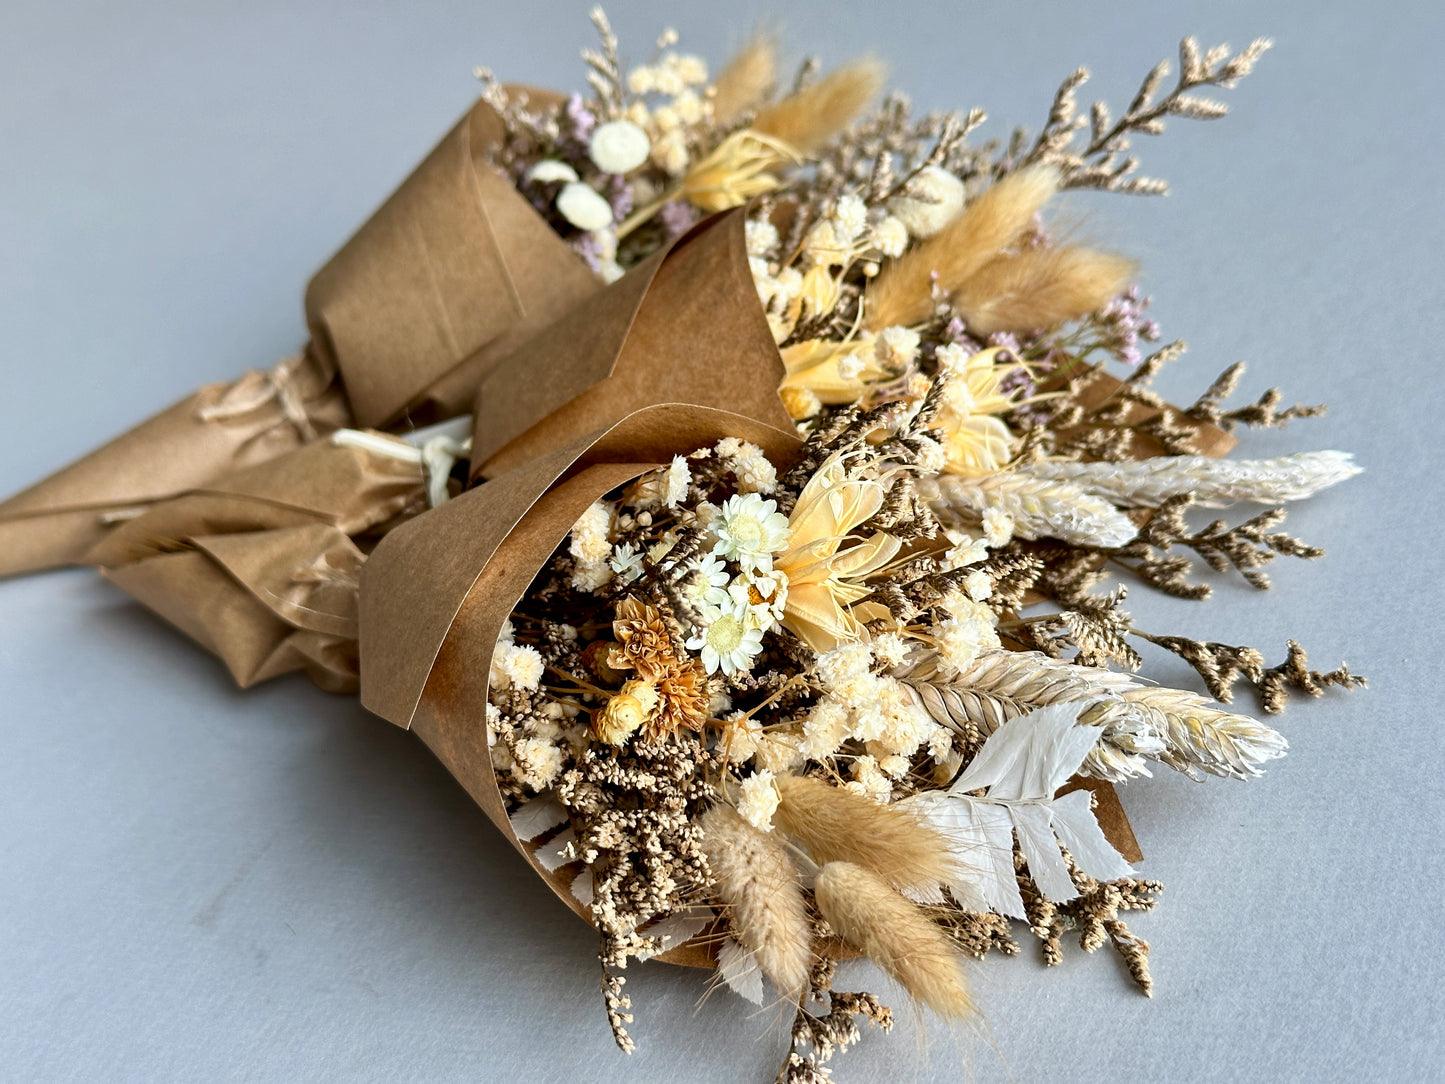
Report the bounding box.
[570,869,594,908]
[509,798,569,842]
[951,702,1101,799]
[908,792,1022,917]
[1022,450,1361,509]
[533,827,577,872]
[716,937,765,1005]
[912,703,1133,909]
[1048,788,1135,881]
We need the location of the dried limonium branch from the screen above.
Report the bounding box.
[1111,495,1324,594]
[1005,37,1273,193]
[1017,846,1162,994]
[1186,362,1327,431]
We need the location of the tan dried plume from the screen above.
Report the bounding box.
[772,774,954,892]
[866,165,1059,329]
[814,861,972,1018]
[752,58,886,154]
[957,246,1135,335]
[712,34,777,126]
[700,804,812,1002]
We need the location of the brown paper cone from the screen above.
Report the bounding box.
[470,207,796,479]
[360,405,801,967]
[306,96,599,428]
[2,90,597,579]
[86,433,427,568]
[92,436,431,692]
[105,524,364,691]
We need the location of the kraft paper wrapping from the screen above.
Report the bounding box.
[89,436,429,692]
[306,94,598,428]
[0,91,596,579]
[362,406,803,967]
[0,352,350,578]
[357,411,1139,965]
[471,207,798,479]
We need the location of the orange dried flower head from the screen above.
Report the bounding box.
[649,657,709,740]
[608,597,676,681]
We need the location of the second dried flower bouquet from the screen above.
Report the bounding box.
[1,10,1364,1080]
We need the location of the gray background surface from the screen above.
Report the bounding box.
[1,1,1441,1081]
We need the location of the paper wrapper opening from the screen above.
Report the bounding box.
[471,207,796,479]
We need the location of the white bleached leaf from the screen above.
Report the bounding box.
[533,827,577,872]
[1049,789,1134,882]
[1011,802,1076,901]
[716,937,765,1005]
[570,869,594,908]
[951,702,1097,799]
[509,798,568,842]
[905,792,1025,919]
[635,911,712,960]
[930,703,1133,907]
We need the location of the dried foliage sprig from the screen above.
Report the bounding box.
[1006,37,1273,194]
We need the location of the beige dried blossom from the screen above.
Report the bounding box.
[608,597,675,680]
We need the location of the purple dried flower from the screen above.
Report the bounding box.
[572,231,604,273]
[658,199,700,238]
[608,173,634,220]
[566,94,596,142]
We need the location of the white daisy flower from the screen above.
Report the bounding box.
[686,599,765,675]
[688,553,732,608]
[711,493,790,573]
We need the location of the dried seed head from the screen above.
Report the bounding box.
[813,861,972,1018]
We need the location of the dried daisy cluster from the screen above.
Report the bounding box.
[470,14,1362,1079]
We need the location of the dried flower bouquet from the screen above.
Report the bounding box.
[0,9,1364,1081]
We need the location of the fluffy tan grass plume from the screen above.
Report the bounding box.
[957,246,1135,335]
[866,165,1060,329]
[814,861,972,1018]
[772,774,955,892]
[752,58,886,154]
[700,803,812,1001]
[712,34,778,126]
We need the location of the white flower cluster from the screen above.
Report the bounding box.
[736,769,780,832]
[570,500,615,593]
[781,642,949,802]
[714,437,777,495]
[629,455,691,511]
[931,594,1002,679]
[624,47,710,175]
[746,195,911,344]
[486,622,584,793]
[489,618,545,693]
